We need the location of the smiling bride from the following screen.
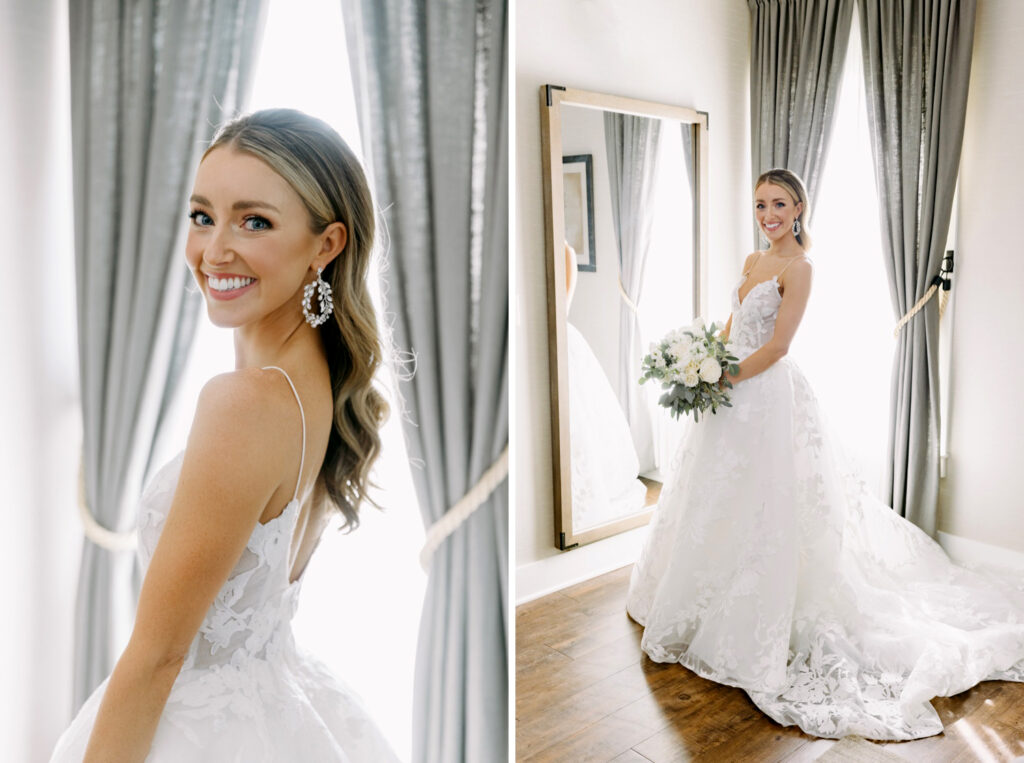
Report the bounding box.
[626,168,1024,741]
[50,108,400,762]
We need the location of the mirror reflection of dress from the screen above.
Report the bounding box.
[626,257,1024,741]
[564,243,647,531]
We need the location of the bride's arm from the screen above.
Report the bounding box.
[82,370,296,762]
[722,258,813,385]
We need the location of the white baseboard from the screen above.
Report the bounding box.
[515,526,647,605]
[937,530,1024,571]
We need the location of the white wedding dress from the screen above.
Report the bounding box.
[566,321,648,531]
[51,366,399,762]
[625,267,1024,740]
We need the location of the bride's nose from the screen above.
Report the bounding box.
[203,229,236,266]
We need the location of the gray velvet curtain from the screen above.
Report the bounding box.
[748,0,855,242]
[604,113,661,472]
[68,0,267,708]
[858,0,976,534]
[341,1,508,761]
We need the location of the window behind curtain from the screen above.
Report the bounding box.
[790,13,892,498]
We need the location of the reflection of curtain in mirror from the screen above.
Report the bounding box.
[604,113,662,472]
[749,0,855,244]
[680,124,695,196]
[640,127,694,478]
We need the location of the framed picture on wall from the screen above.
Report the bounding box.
[562,153,596,272]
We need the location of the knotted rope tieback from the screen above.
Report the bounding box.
[419,444,509,571]
[78,452,138,551]
[893,250,954,338]
[618,277,639,314]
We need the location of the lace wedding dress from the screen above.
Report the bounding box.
[566,321,648,530]
[625,265,1024,740]
[51,366,399,762]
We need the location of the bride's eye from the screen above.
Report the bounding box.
[243,215,272,232]
[188,210,213,226]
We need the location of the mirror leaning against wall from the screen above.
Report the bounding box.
[539,85,709,550]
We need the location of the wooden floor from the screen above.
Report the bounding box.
[639,476,662,508]
[515,566,1024,762]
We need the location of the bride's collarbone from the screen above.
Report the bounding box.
[743,253,809,297]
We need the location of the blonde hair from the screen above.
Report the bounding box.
[204,108,388,530]
[755,168,812,250]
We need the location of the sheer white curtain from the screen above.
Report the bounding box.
[790,13,892,496]
[0,1,80,760]
[638,127,694,479]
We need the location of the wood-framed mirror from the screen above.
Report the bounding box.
[540,85,709,550]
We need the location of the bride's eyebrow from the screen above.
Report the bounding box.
[188,194,281,213]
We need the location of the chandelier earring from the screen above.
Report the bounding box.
[792,218,802,236]
[302,267,334,328]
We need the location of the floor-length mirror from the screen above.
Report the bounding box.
[540,86,708,549]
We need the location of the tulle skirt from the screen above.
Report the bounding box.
[566,321,648,530]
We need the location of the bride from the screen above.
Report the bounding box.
[51,109,398,761]
[626,168,1024,741]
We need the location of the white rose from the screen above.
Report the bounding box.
[683,370,700,388]
[668,337,692,361]
[699,357,722,383]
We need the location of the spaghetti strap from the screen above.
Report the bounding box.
[776,255,806,280]
[743,251,763,276]
[262,365,307,503]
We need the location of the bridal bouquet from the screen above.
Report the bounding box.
[639,318,740,423]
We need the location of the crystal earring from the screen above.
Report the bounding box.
[302,267,334,328]
[792,219,802,236]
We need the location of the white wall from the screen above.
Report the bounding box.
[939,0,1024,553]
[515,0,752,599]
[0,0,81,759]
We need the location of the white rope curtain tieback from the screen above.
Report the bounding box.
[78,452,138,551]
[618,276,639,314]
[893,252,954,338]
[420,444,509,571]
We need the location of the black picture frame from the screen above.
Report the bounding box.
[562,153,596,272]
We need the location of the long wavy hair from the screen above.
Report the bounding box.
[755,168,813,251]
[203,108,388,530]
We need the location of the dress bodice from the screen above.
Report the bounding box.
[135,365,308,672]
[729,273,783,358]
[136,452,304,671]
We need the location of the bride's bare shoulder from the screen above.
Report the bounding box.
[742,251,764,272]
[190,369,300,461]
[197,368,296,419]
